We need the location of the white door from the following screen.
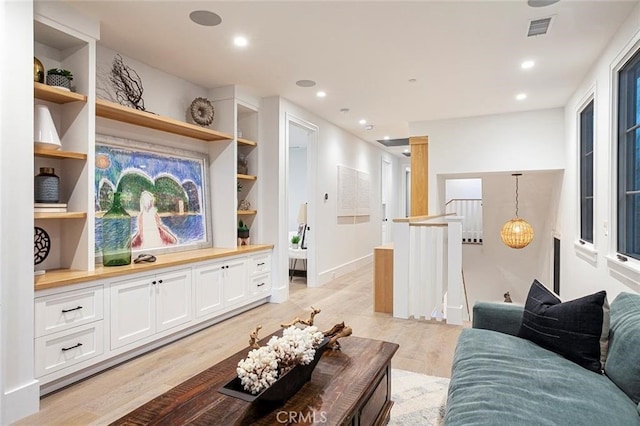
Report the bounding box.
[156,269,192,332]
[381,158,392,244]
[193,263,224,318]
[110,275,155,349]
[223,258,248,308]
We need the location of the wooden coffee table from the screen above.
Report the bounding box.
[110,335,399,425]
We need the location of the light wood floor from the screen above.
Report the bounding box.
[16,264,464,425]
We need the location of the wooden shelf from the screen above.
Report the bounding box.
[34,212,87,220]
[96,99,233,142]
[237,173,257,181]
[34,147,87,160]
[34,82,87,104]
[237,210,257,216]
[237,137,257,147]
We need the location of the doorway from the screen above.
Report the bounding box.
[286,115,318,287]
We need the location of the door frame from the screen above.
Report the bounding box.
[285,113,318,287]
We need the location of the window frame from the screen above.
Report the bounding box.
[617,48,640,261]
[579,98,595,245]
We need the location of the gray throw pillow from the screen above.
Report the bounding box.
[518,280,609,373]
[605,292,640,403]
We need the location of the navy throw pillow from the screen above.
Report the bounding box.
[517,280,609,373]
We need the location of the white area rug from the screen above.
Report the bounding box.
[389,369,450,426]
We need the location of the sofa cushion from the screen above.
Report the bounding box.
[517,279,609,373]
[605,292,640,403]
[445,328,639,425]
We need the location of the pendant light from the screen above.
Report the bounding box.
[500,173,534,249]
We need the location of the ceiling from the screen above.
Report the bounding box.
[67,0,638,156]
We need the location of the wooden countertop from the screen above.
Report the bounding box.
[35,244,274,291]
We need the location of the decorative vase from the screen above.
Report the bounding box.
[34,105,62,150]
[34,167,60,203]
[46,74,71,91]
[102,192,132,266]
[219,337,330,403]
[34,57,44,83]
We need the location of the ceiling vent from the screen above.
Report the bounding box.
[376,137,409,148]
[527,16,553,37]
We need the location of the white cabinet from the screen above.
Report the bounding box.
[110,269,192,350]
[193,264,224,319]
[248,252,272,298]
[34,285,105,378]
[223,258,249,308]
[35,248,271,392]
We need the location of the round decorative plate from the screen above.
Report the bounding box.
[190,97,215,126]
[34,226,51,265]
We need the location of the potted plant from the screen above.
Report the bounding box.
[291,234,301,249]
[46,68,73,90]
[238,220,250,239]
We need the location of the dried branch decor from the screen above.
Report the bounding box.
[110,54,146,111]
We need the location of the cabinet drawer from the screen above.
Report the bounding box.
[35,321,104,377]
[35,285,104,338]
[250,273,271,295]
[250,254,271,275]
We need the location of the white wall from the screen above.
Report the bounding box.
[558,1,640,301]
[1,1,40,422]
[409,109,564,308]
[263,97,400,288]
[445,178,482,201]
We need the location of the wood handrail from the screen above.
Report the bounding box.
[392,212,455,223]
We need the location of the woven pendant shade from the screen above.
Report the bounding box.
[501,218,534,249]
[501,173,534,249]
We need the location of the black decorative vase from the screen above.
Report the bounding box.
[34,167,59,203]
[219,337,330,403]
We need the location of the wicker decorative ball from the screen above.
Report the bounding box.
[190,97,215,126]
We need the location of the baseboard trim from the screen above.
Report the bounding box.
[317,254,373,286]
[4,379,40,424]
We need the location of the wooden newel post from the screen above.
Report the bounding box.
[410,136,428,216]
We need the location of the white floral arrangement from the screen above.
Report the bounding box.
[236,325,324,394]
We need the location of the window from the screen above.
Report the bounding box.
[580,100,594,244]
[617,49,640,260]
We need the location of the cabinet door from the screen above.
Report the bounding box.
[156,269,192,333]
[223,258,248,308]
[193,263,224,319]
[110,276,155,349]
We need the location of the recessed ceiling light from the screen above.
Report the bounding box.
[403,149,410,153]
[316,91,326,98]
[296,80,316,88]
[408,78,417,83]
[521,60,535,69]
[359,119,367,125]
[233,36,248,47]
[516,93,528,101]
[365,124,374,131]
[340,108,350,113]
[189,10,222,26]
[383,136,390,140]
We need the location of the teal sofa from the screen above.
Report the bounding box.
[444,292,640,425]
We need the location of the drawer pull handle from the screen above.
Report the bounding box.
[257,283,265,287]
[61,343,83,352]
[61,306,83,313]
[257,262,265,266]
